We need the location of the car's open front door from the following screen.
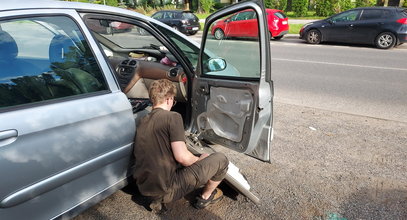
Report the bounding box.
[191,0,273,162]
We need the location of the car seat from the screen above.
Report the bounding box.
[48,34,102,94]
[0,30,21,77]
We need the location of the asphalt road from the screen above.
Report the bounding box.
[270,38,407,123]
[191,34,407,123]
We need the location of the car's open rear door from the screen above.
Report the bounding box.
[188,0,273,204]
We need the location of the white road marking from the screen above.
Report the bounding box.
[272,58,407,71]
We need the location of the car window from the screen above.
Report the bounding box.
[233,11,254,21]
[204,11,261,78]
[164,12,174,19]
[0,16,107,109]
[331,10,359,22]
[152,12,163,19]
[174,12,182,19]
[360,9,384,20]
[274,12,287,19]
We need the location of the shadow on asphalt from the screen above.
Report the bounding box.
[121,181,239,216]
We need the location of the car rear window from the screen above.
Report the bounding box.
[182,12,196,20]
[274,12,287,19]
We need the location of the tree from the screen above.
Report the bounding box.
[355,0,376,7]
[315,0,332,16]
[292,0,308,16]
[264,0,288,10]
[200,0,215,13]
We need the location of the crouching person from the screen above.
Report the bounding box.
[133,79,229,212]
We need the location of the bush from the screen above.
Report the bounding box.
[355,0,376,7]
[200,0,215,13]
[403,0,407,7]
[214,2,227,10]
[292,0,308,16]
[340,0,354,11]
[315,0,333,16]
[264,0,287,10]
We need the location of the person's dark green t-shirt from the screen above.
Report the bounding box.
[133,108,185,197]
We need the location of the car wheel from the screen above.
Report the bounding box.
[189,31,198,35]
[214,28,225,40]
[375,32,396,49]
[306,29,321,44]
[273,36,283,40]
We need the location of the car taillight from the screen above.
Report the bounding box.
[396,18,407,24]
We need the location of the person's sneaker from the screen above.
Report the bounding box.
[193,188,223,209]
[149,200,167,214]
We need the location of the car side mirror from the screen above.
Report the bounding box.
[208,58,227,72]
[327,19,333,24]
[225,19,231,23]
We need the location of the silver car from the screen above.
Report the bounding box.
[0,0,273,219]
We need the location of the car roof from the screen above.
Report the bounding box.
[354,6,401,10]
[1,0,201,47]
[1,0,154,23]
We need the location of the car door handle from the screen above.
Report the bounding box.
[0,129,18,147]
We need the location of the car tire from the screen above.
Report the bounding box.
[375,32,396,49]
[306,29,321,44]
[273,36,283,40]
[214,28,225,40]
[189,31,198,35]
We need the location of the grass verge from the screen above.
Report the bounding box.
[288,24,304,34]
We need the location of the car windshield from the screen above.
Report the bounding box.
[86,19,161,49]
[154,24,199,67]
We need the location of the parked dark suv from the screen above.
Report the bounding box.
[151,10,200,35]
[300,7,407,49]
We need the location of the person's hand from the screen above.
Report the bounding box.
[198,153,209,161]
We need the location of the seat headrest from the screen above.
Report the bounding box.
[49,34,80,69]
[0,31,18,62]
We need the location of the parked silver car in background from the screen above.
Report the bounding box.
[0,0,273,219]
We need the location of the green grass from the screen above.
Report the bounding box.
[288,24,304,34]
[196,13,211,19]
[285,11,325,19]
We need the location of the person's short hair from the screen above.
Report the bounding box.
[149,79,177,106]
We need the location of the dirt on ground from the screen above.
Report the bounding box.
[75,102,407,220]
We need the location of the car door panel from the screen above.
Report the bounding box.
[194,0,273,162]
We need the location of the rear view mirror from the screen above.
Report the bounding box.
[208,58,226,72]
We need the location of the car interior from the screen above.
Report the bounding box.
[84,18,191,119]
